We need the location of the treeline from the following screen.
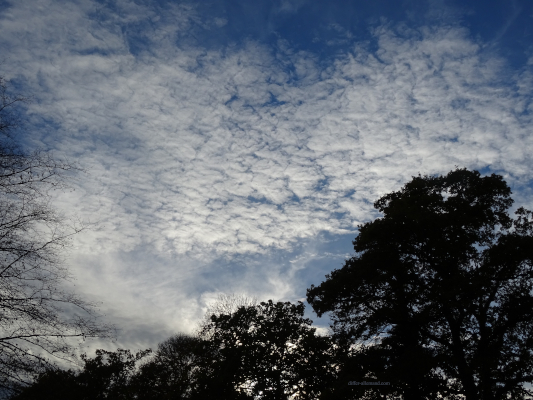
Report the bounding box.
[11,300,337,400]
[1,76,533,399]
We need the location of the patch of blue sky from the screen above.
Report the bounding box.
[78,0,527,84]
[191,0,412,55]
[186,243,341,331]
[314,177,329,192]
[142,0,533,72]
[196,229,357,299]
[450,98,471,110]
[456,0,533,66]
[246,194,271,205]
[262,92,286,107]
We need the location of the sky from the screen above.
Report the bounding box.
[0,0,532,353]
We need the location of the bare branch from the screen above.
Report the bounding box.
[0,76,113,397]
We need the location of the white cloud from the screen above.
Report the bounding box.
[276,0,307,14]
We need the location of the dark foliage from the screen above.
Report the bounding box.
[130,334,221,400]
[10,349,150,400]
[308,169,533,400]
[200,300,336,400]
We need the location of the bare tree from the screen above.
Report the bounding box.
[0,76,113,396]
[196,293,258,340]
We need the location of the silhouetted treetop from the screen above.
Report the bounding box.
[308,168,533,400]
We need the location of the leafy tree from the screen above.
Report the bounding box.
[200,300,335,400]
[7,369,79,400]
[0,76,113,395]
[9,349,150,400]
[131,334,217,400]
[307,169,533,400]
[196,293,258,341]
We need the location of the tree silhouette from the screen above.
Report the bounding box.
[9,349,150,400]
[0,76,113,396]
[200,300,335,400]
[130,334,220,400]
[308,169,533,400]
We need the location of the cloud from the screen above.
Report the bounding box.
[277,0,307,14]
[1,0,532,348]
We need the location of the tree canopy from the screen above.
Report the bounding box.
[130,334,217,400]
[307,169,533,400]
[10,349,150,400]
[199,300,335,400]
[11,301,335,400]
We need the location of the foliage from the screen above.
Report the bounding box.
[307,169,533,400]
[196,293,258,340]
[130,334,218,400]
[10,349,150,400]
[200,300,335,400]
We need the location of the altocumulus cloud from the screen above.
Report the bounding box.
[0,0,532,349]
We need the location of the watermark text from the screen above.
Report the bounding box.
[348,381,390,386]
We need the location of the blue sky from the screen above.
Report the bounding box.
[1,0,532,352]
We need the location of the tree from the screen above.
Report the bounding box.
[0,76,113,395]
[130,334,217,400]
[196,293,258,339]
[10,348,150,400]
[200,300,335,400]
[307,169,533,400]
